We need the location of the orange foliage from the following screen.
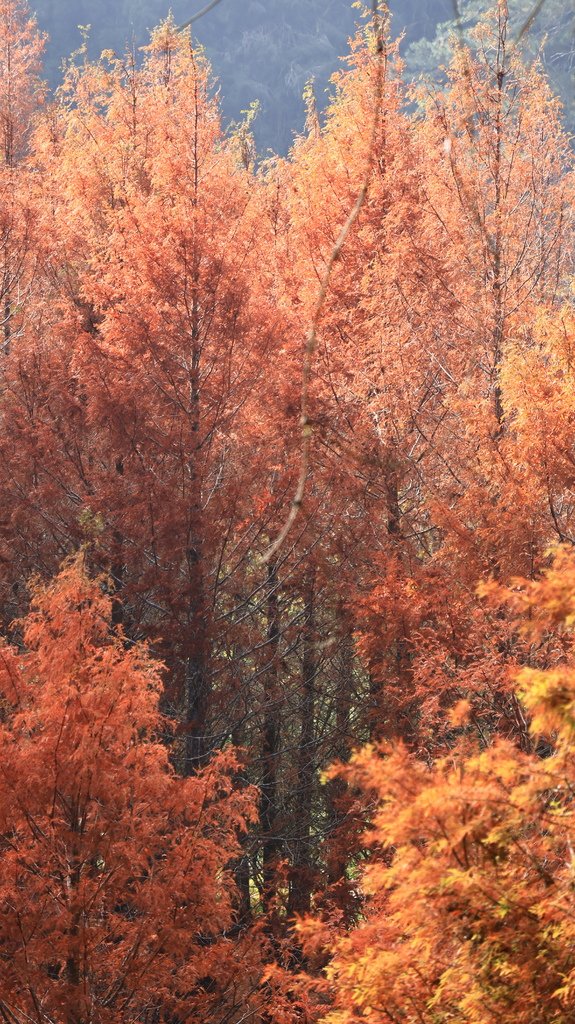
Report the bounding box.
[302,548,575,1024]
[0,555,258,1023]
[1,0,575,1017]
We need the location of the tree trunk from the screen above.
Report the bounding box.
[260,560,281,912]
[288,568,317,919]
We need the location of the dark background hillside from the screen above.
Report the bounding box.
[31,0,573,155]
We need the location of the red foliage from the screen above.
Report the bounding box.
[0,556,257,1023]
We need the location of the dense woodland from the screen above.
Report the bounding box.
[1,0,575,1021]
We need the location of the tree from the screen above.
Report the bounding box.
[406,0,575,136]
[350,0,574,754]
[0,555,257,1024]
[301,546,575,1024]
[0,0,575,989]
[0,0,44,357]
[0,16,286,774]
[0,0,44,167]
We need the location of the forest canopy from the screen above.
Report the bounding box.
[0,0,574,1022]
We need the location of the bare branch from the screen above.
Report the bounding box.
[264,0,387,562]
[178,0,225,32]
[514,0,548,46]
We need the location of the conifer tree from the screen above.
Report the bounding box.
[0,555,257,1024]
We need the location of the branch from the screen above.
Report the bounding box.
[514,0,548,45]
[178,0,225,31]
[264,0,387,562]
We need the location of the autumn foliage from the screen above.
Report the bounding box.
[300,549,575,1024]
[0,556,259,1023]
[0,0,574,1021]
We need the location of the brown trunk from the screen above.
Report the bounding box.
[183,537,208,773]
[182,71,209,776]
[370,453,412,742]
[261,560,281,911]
[231,721,253,926]
[3,295,10,356]
[182,113,211,773]
[288,568,317,919]
[326,606,354,891]
[65,800,84,1024]
[385,451,401,538]
[110,459,126,629]
[491,13,507,433]
[182,370,208,773]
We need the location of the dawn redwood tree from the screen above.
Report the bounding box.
[0,3,352,928]
[499,304,575,549]
[0,0,575,976]
[0,0,44,166]
[345,1,574,755]
[0,555,258,1024]
[0,0,43,355]
[250,8,575,928]
[0,16,286,771]
[300,548,575,1024]
[414,0,573,558]
[259,20,446,836]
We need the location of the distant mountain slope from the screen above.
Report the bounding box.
[31,0,573,153]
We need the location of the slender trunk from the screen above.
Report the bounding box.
[288,569,317,919]
[370,451,413,743]
[183,102,209,774]
[261,560,281,911]
[385,451,401,539]
[491,13,507,432]
[65,802,84,1024]
[3,294,10,356]
[110,460,126,629]
[231,722,253,926]
[326,606,354,894]
[233,849,252,927]
[183,536,208,772]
